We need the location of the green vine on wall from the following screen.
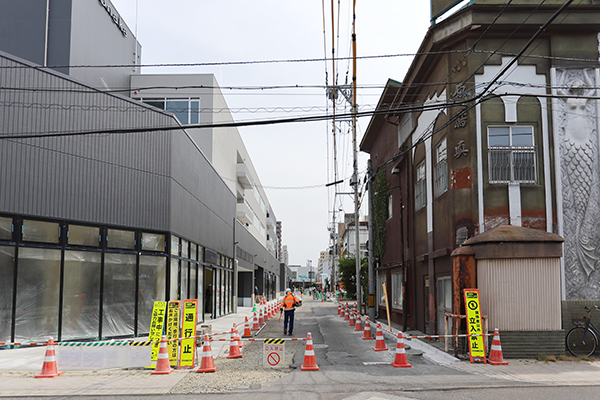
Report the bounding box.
[373,166,390,260]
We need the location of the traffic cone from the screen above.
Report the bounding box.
[348,311,356,327]
[152,336,175,374]
[340,305,346,319]
[373,323,388,351]
[488,328,508,365]
[243,316,252,338]
[362,317,374,340]
[227,328,242,359]
[35,338,63,378]
[267,304,274,319]
[233,323,243,348]
[391,333,412,368]
[252,303,257,313]
[344,307,350,321]
[354,314,363,332]
[301,332,319,371]
[337,303,341,315]
[259,308,265,325]
[197,334,216,373]
[251,312,260,331]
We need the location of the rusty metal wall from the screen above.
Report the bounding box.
[477,258,561,331]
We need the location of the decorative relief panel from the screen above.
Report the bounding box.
[555,68,600,300]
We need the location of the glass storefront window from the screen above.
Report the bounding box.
[142,232,165,252]
[0,246,15,342]
[0,217,12,240]
[190,244,197,261]
[170,258,179,301]
[138,256,167,334]
[107,229,135,250]
[392,273,403,309]
[22,220,59,243]
[15,248,61,341]
[62,251,102,340]
[181,240,188,259]
[198,247,204,263]
[190,263,197,300]
[181,261,189,300]
[170,236,179,255]
[67,225,100,247]
[197,266,204,322]
[102,253,136,338]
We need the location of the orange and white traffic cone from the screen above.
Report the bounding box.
[340,305,345,318]
[259,308,265,325]
[243,316,252,338]
[344,307,350,321]
[267,304,274,319]
[373,323,388,351]
[152,336,174,374]
[233,323,243,348]
[197,334,217,373]
[227,328,242,359]
[337,303,341,315]
[348,311,356,327]
[391,333,411,368]
[251,312,260,331]
[362,317,374,340]
[301,332,319,371]
[35,338,63,378]
[488,328,508,365]
[354,314,363,332]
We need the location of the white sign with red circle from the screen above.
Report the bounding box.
[263,339,285,368]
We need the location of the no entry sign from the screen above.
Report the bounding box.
[263,338,285,368]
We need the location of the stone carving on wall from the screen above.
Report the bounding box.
[556,68,600,300]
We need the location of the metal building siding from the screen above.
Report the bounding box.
[0,53,173,230]
[477,258,562,331]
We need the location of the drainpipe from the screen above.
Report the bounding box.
[44,0,50,67]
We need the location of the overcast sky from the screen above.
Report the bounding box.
[110,0,431,266]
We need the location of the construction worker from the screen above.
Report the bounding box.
[280,288,298,336]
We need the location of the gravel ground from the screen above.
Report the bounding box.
[169,339,303,394]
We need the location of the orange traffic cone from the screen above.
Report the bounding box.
[152,336,174,374]
[197,334,216,372]
[362,317,374,340]
[348,311,356,327]
[301,332,319,371]
[373,323,388,351]
[259,309,265,325]
[340,305,345,319]
[488,328,508,365]
[391,333,412,368]
[227,328,242,359]
[243,316,252,338]
[354,314,363,332]
[251,312,260,331]
[233,323,243,348]
[35,338,64,378]
[267,304,274,319]
[337,304,341,315]
[344,307,350,321]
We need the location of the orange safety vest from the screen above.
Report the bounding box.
[281,293,296,310]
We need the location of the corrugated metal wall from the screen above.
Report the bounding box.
[0,51,235,254]
[478,258,562,331]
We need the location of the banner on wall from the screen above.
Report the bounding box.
[166,300,181,367]
[146,301,167,369]
[463,289,486,364]
[179,299,198,368]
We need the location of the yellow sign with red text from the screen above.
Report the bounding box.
[463,289,486,364]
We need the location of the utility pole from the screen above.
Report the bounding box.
[351,0,361,311]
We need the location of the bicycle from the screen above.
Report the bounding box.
[566,305,600,357]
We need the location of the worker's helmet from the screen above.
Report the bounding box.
[285,288,291,294]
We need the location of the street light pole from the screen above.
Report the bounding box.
[351,0,361,311]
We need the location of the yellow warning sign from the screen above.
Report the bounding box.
[147,301,167,369]
[179,299,198,369]
[463,289,486,363]
[166,301,180,367]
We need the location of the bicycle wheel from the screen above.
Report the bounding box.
[566,326,598,357]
